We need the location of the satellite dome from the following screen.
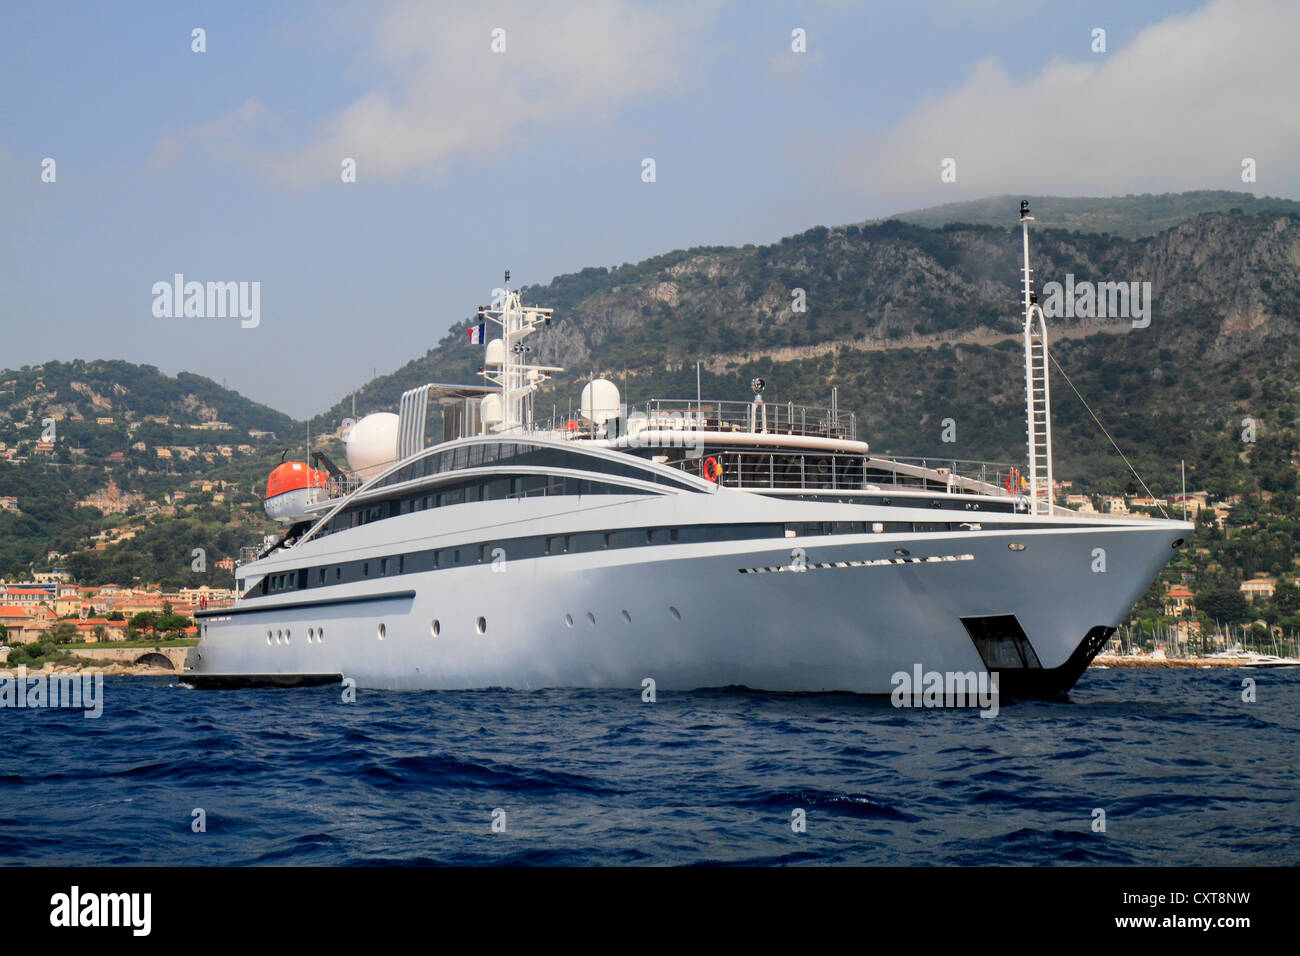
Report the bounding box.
[480,393,503,427]
[345,412,399,481]
[580,379,621,425]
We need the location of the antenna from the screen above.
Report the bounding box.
[1181,460,1187,521]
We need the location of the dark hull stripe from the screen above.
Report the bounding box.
[195,589,415,619]
[182,672,343,689]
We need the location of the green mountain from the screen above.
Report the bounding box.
[313,205,1300,501]
[871,190,1300,239]
[0,360,298,583]
[6,194,1300,609]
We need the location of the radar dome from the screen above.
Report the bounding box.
[580,379,621,425]
[345,412,399,481]
[485,338,505,366]
[480,393,503,427]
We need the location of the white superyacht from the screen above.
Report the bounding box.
[189,204,1191,695]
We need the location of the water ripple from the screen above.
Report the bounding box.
[1,668,1297,864]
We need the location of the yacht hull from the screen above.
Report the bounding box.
[188,521,1186,696]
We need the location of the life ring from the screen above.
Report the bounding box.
[702,456,721,483]
[1005,468,1020,494]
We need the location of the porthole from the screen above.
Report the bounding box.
[894,548,910,557]
[378,622,386,640]
[284,630,290,644]
[476,616,486,635]
[318,628,324,643]
[431,620,440,637]
[1171,538,1184,549]
[308,627,315,641]
[586,612,596,626]
[669,606,681,621]
[621,609,631,623]
[266,634,272,646]
[1008,542,1026,551]
[564,614,573,628]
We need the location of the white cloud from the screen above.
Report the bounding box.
[168,0,722,187]
[151,98,268,172]
[846,0,1300,202]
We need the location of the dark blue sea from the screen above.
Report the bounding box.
[2,668,1297,866]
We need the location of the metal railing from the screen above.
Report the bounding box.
[638,447,1022,496]
[869,456,1021,496]
[636,399,856,441]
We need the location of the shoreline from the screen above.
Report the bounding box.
[0,662,178,677]
[1091,655,1294,668]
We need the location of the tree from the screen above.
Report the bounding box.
[1197,587,1251,625]
[47,621,79,645]
[1273,580,1300,617]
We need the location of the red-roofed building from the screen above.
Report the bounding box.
[1163,586,1195,616]
[74,618,127,642]
[0,585,55,608]
[0,604,55,644]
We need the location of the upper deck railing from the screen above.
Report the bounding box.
[636,398,856,441]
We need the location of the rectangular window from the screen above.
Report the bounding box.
[380,558,389,575]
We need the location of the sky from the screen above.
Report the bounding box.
[1,0,1297,419]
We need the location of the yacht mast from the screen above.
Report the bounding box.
[476,270,561,433]
[1021,201,1054,515]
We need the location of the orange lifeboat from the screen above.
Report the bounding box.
[264,461,329,523]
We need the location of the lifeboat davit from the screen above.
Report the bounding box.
[264,461,329,524]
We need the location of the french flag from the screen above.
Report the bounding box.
[468,321,486,344]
